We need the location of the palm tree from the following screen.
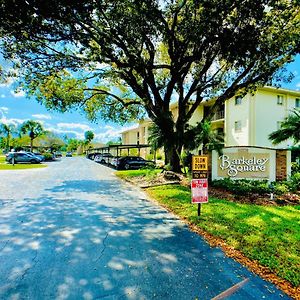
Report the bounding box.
[0,123,16,151]
[148,124,174,165]
[269,109,300,145]
[184,120,224,154]
[84,130,94,144]
[20,120,44,151]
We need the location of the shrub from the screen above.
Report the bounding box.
[42,152,54,161]
[274,183,289,195]
[291,162,300,174]
[212,179,272,196]
[146,153,154,160]
[288,172,300,191]
[156,153,162,160]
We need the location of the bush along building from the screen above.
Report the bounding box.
[121,86,300,181]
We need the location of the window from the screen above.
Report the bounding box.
[234,120,242,132]
[277,95,283,105]
[235,96,242,105]
[296,98,300,108]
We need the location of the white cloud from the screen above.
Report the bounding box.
[57,122,92,131]
[10,90,26,98]
[32,114,52,120]
[296,82,300,88]
[94,124,138,143]
[0,115,26,126]
[0,107,9,113]
[1,94,5,98]
[45,126,85,140]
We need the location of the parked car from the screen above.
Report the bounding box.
[5,152,42,164]
[116,156,155,170]
[94,153,112,164]
[54,151,62,158]
[110,157,119,168]
[25,152,45,161]
[66,152,73,157]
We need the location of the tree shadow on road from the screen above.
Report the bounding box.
[0,179,289,300]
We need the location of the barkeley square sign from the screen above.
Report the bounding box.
[218,153,270,178]
[212,147,282,182]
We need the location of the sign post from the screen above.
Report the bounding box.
[191,155,209,216]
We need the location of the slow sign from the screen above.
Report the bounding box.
[192,155,208,171]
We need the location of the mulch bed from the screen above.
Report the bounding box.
[208,187,300,206]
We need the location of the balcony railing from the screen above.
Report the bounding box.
[212,110,225,121]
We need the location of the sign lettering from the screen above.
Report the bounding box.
[192,156,208,171]
[219,154,269,177]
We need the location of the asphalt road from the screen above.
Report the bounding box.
[0,157,290,299]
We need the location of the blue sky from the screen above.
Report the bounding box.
[0,56,300,143]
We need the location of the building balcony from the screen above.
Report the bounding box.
[211,110,225,121]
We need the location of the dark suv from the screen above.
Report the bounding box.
[116,156,155,170]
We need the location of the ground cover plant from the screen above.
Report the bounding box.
[115,169,300,296]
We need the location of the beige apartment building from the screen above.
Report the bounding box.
[121,86,300,156]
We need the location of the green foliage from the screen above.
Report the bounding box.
[212,176,300,196]
[269,109,300,145]
[84,130,94,143]
[184,121,224,154]
[288,172,300,192]
[20,120,44,151]
[212,178,270,195]
[66,139,79,152]
[42,152,54,161]
[291,162,300,174]
[129,148,138,156]
[274,183,289,195]
[115,169,161,181]
[0,123,17,150]
[1,0,299,171]
[146,153,154,160]
[156,153,163,160]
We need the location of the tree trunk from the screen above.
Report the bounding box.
[164,142,183,173]
[30,138,33,152]
[169,146,182,172]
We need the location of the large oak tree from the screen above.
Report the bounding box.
[0,0,299,171]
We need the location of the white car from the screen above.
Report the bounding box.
[94,153,112,164]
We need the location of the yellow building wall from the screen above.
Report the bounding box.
[225,94,251,146]
[121,129,138,144]
[252,89,299,148]
[189,106,204,126]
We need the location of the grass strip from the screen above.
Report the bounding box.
[116,169,161,181]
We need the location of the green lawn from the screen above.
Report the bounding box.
[116,169,162,180]
[116,170,300,287]
[0,155,47,170]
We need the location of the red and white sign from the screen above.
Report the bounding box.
[191,179,208,203]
